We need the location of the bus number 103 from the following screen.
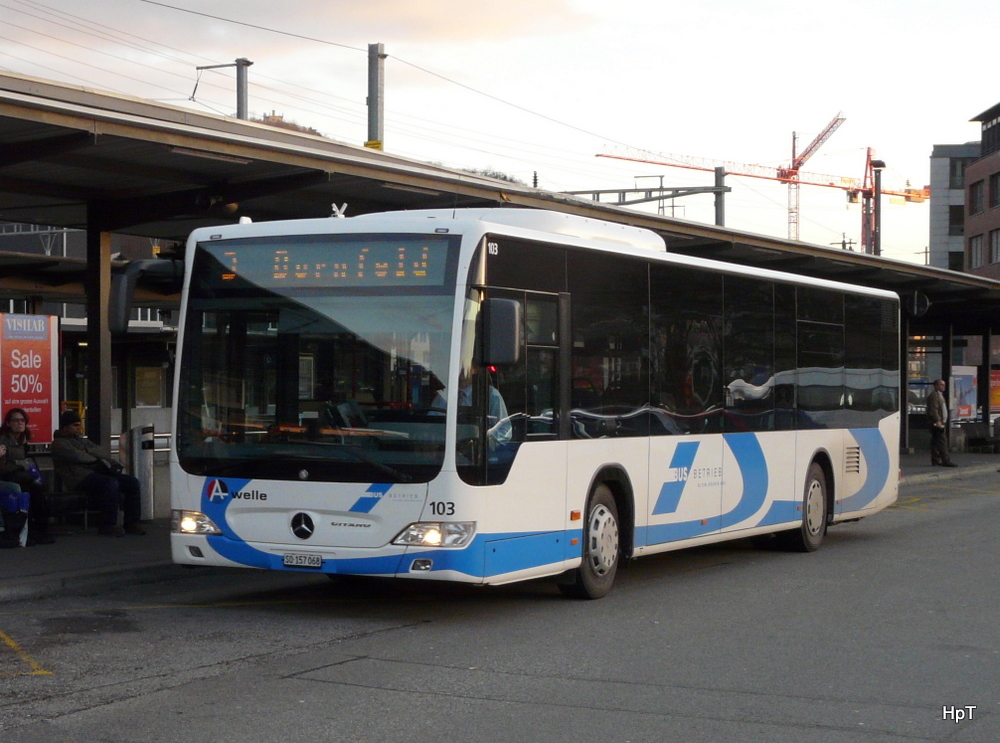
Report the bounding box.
[429,501,456,516]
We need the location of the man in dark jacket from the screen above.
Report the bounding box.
[926,379,957,468]
[51,410,146,536]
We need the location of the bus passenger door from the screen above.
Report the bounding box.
[484,291,569,543]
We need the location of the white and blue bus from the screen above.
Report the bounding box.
[170,208,899,598]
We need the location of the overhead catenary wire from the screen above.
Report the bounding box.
[136,0,648,152]
[3,0,722,184]
[8,0,648,186]
[1,0,890,251]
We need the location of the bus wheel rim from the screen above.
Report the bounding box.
[588,505,618,575]
[805,479,824,536]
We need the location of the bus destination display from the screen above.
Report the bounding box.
[203,236,453,289]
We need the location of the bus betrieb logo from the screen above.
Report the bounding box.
[665,466,690,483]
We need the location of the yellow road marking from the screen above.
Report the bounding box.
[890,497,928,511]
[936,484,1000,496]
[0,598,337,619]
[0,628,51,676]
[890,484,1000,512]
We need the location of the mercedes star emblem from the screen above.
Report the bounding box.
[291,512,315,540]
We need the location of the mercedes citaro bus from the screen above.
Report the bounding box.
[168,208,899,598]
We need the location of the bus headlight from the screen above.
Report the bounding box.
[172,510,223,535]
[392,521,475,548]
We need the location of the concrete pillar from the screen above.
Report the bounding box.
[85,207,113,449]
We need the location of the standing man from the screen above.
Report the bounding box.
[926,379,957,467]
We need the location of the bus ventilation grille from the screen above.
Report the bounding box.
[845,447,861,474]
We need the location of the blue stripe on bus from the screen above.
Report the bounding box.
[198,427,892,577]
[756,500,801,526]
[202,477,250,540]
[652,441,700,514]
[203,529,576,579]
[349,483,393,513]
[201,477,281,568]
[199,477,572,578]
[483,531,574,577]
[718,433,769,529]
[204,534,408,575]
[839,428,890,512]
[643,517,720,545]
[644,432,768,546]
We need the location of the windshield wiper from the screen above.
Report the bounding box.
[331,445,413,482]
[292,441,414,482]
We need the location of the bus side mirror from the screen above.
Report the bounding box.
[482,298,522,366]
[109,259,184,334]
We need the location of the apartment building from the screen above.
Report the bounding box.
[929,142,979,271]
[965,102,1000,280]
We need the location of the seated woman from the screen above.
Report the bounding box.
[0,408,54,544]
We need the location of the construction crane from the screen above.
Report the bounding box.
[782,113,845,241]
[598,136,930,254]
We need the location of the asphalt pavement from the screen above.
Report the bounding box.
[2,449,998,603]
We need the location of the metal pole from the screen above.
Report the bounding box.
[980,331,992,424]
[714,167,726,226]
[366,43,385,150]
[942,323,954,455]
[899,313,909,452]
[873,167,882,256]
[235,58,253,119]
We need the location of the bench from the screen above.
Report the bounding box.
[31,452,98,529]
[961,422,999,453]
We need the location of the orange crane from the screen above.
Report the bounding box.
[783,113,845,241]
[597,132,930,254]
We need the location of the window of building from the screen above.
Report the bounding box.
[948,205,965,236]
[948,251,965,271]
[950,158,975,189]
[984,120,1000,158]
[969,234,985,268]
[990,172,1000,209]
[991,229,1000,264]
[969,180,985,215]
[135,366,164,407]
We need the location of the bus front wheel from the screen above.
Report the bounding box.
[559,484,620,599]
[777,462,828,552]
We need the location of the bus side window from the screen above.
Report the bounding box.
[649,264,723,435]
[493,294,559,441]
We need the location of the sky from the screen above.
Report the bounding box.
[0,0,995,263]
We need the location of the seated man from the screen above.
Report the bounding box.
[430,366,513,447]
[51,411,146,537]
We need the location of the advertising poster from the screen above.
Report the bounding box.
[992,370,1000,413]
[0,314,59,443]
[951,366,977,421]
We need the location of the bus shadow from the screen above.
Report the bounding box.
[188,528,882,620]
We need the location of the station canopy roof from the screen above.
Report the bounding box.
[1,71,999,333]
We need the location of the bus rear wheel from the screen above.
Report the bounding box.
[776,462,828,552]
[559,484,620,599]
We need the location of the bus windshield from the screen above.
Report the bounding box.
[176,233,459,483]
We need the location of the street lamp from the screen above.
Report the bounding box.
[871,159,886,256]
